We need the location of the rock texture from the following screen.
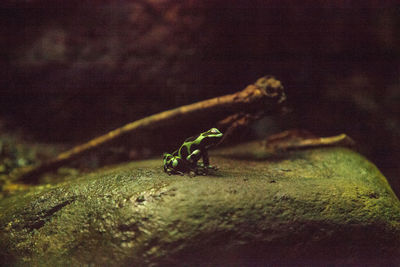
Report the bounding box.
[1,144,400,265]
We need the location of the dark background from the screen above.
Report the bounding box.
[1,1,399,195]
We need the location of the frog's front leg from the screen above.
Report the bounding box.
[201,150,218,171]
[186,149,201,164]
[202,149,210,166]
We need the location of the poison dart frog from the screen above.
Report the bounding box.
[163,128,223,175]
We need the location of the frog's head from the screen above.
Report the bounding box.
[201,128,223,148]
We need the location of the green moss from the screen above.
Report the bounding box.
[1,144,399,265]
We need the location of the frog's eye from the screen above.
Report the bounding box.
[202,128,222,137]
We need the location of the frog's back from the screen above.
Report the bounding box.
[184,136,197,143]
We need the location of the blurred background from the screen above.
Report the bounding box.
[0,1,399,195]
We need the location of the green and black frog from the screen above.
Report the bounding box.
[163,128,223,175]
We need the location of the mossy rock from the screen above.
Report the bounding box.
[1,143,399,265]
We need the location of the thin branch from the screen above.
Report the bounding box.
[11,76,286,183]
[264,129,355,152]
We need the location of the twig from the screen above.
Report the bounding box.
[11,76,286,183]
[264,129,355,152]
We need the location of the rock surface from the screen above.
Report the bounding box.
[1,143,400,265]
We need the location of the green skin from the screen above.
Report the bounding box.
[163,128,223,175]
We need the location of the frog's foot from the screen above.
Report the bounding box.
[198,162,218,171]
[207,165,218,171]
[197,162,205,168]
[165,168,185,176]
[195,169,208,176]
[192,166,209,176]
